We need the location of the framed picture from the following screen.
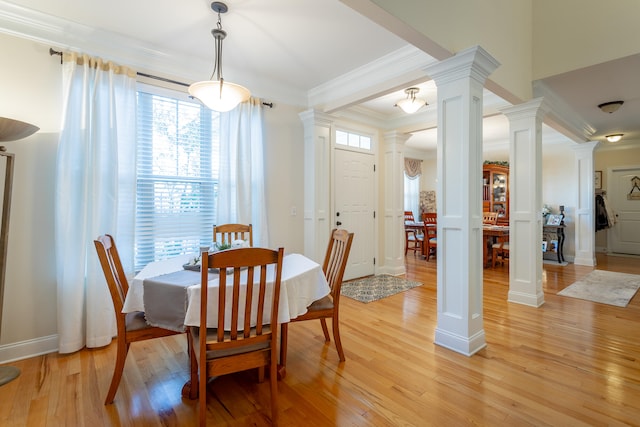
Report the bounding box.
[542,241,548,252]
[549,239,558,253]
[547,214,562,226]
[595,170,602,190]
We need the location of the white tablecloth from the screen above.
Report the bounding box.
[123,253,329,332]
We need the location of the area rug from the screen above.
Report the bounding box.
[341,274,422,303]
[557,270,640,307]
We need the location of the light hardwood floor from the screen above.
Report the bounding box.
[2,253,640,426]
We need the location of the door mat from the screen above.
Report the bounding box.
[557,270,640,307]
[341,274,422,303]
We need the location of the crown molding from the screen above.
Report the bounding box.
[308,45,437,111]
[532,80,595,143]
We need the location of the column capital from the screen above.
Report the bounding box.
[298,109,333,128]
[424,45,500,86]
[501,98,549,121]
[383,130,411,145]
[572,140,600,154]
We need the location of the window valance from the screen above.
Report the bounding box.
[404,157,422,178]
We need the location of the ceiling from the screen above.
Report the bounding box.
[2,0,638,154]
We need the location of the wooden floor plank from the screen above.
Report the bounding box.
[1,253,640,425]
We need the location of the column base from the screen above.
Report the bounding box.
[434,328,486,357]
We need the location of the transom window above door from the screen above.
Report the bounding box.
[336,130,372,151]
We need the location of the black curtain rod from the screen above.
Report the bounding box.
[49,48,273,108]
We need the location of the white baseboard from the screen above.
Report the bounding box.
[0,335,58,364]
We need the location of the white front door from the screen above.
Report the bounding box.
[334,148,375,280]
[609,166,640,255]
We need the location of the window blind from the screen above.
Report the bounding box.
[135,91,219,270]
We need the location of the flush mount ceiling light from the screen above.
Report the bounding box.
[395,87,427,114]
[188,2,250,112]
[606,134,624,143]
[598,100,624,114]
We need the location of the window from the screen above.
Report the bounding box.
[336,130,371,150]
[135,90,219,270]
[404,173,420,220]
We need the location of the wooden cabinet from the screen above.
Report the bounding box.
[483,164,509,225]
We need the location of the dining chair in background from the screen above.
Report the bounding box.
[483,211,499,225]
[492,236,510,267]
[280,229,354,367]
[405,227,423,256]
[424,222,438,261]
[94,234,181,405]
[404,211,415,222]
[213,223,253,247]
[189,247,284,426]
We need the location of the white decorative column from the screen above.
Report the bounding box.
[382,131,410,275]
[501,99,548,307]
[425,46,500,356]
[299,109,333,264]
[573,141,599,266]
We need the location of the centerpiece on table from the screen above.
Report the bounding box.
[183,239,250,271]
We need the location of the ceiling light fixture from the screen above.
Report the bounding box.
[598,100,624,114]
[395,87,427,114]
[188,2,250,112]
[606,134,624,143]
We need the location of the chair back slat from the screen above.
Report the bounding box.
[421,212,437,224]
[200,247,284,347]
[322,229,354,301]
[213,223,253,247]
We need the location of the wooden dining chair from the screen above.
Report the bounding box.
[492,236,510,267]
[213,223,253,247]
[189,247,284,426]
[94,234,181,405]
[280,229,354,367]
[404,211,415,222]
[483,211,499,225]
[424,222,438,261]
[405,228,423,256]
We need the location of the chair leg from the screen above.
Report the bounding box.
[332,315,345,362]
[320,318,330,342]
[199,362,207,427]
[269,354,279,426]
[279,323,288,369]
[105,338,129,405]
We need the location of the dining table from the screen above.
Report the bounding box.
[122,251,330,390]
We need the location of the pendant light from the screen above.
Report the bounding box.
[395,87,427,114]
[189,2,250,112]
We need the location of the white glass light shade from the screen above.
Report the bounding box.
[188,80,250,112]
[396,97,426,114]
[605,134,623,143]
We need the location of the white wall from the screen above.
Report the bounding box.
[0,32,305,361]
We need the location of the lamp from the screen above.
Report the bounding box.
[598,100,624,114]
[0,117,38,386]
[188,2,250,112]
[606,134,623,143]
[395,87,427,114]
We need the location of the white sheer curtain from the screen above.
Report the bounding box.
[55,52,137,353]
[216,98,269,247]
